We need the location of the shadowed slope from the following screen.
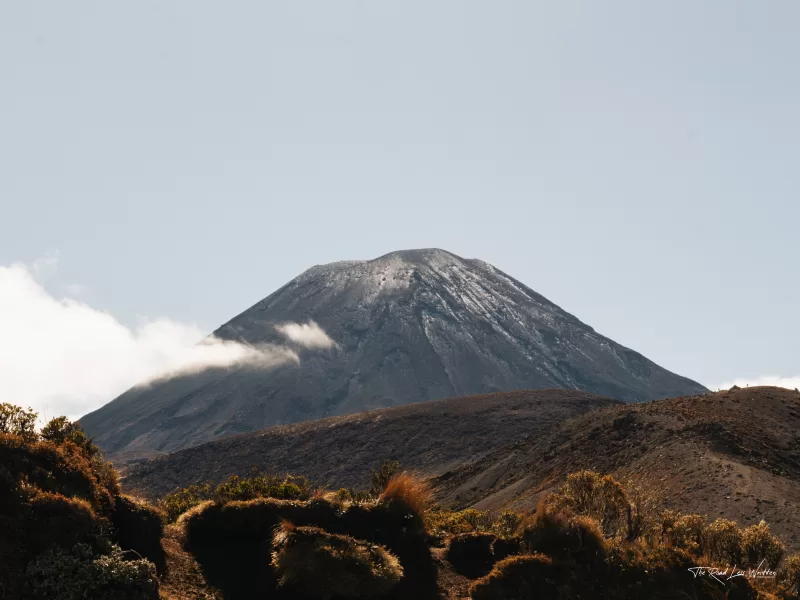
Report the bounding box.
[122,389,620,498]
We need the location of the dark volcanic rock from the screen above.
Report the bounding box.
[80,248,706,457]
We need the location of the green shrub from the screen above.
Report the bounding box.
[370,460,400,497]
[426,507,494,536]
[159,472,313,523]
[271,521,403,599]
[741,520,785,569]
[159,483,212,523]
[24,543,158,600]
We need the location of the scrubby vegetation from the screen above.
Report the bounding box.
[0,403,161,600]
[271,521,403,598]
[159,470,314,523]
[2,401,799,600]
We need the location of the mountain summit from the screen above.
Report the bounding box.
[81,248,706,457]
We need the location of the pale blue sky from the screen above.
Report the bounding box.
[2,1,799,399]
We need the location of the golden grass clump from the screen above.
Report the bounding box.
[378,472,432,518]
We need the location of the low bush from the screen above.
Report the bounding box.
[24,490,105,555]
[426,507,494,536]
[667,513,707,554]
[271,521,403,599]
[703,517,744,565]
[0,404,159,600]
[546,470,631,538]
[741,520,785,569]
[159,472,314,523]
[777,554,800,597]
[24,542,158,600]
[520,502,606,568]
[370,460,400,497]
[183,492,439,600]
[445,532,499,578]
[469,554,562,600]
[111,495,166,574]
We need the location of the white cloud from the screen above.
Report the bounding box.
[64,283,89,296]
[0,260,308,421]
[712,375,800,392]
[275,320,337,349]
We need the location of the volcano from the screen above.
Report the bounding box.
[80,248,706,457]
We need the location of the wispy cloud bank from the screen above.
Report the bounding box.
[712,375,800,392]
[275,320,336,349]
[0,259,324,421]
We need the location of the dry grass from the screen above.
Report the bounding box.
[379,473,432,518]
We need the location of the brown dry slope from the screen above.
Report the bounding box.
[434,386,800,548]
[122,389,619,498]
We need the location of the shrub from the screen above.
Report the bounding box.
[24,543,159,600]
[741,520,785,569]
[184,495,438,600]
[271,521,403,599]
[546,470,631,538]
[445,532,499,578]
[25,490,105,554]
[703,518,743,564]
[668,513,707,554]
[110,495,166,574]
[0,431,118,511]
[0,403,38,440]
[159,483,213,523]
[370,460,400,497]
[41,416,100,457]
[520,501,606,567]
[159,472,314,522]
[777,554,800,597]
[426,508,494,536]
[468,554,561,600]
[493,510,523,539]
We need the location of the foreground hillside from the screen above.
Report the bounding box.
[123,389,619,497]
[81,248,706,458]
[434,386,800,550]
[4,401,800,599]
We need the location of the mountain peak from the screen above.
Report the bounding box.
[81,250,707,457]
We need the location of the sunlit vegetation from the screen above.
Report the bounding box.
[2,401,799,600]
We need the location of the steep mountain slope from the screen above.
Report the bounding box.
[81,248,706,457]
[432,386,800,550]
[122,389,620,497]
